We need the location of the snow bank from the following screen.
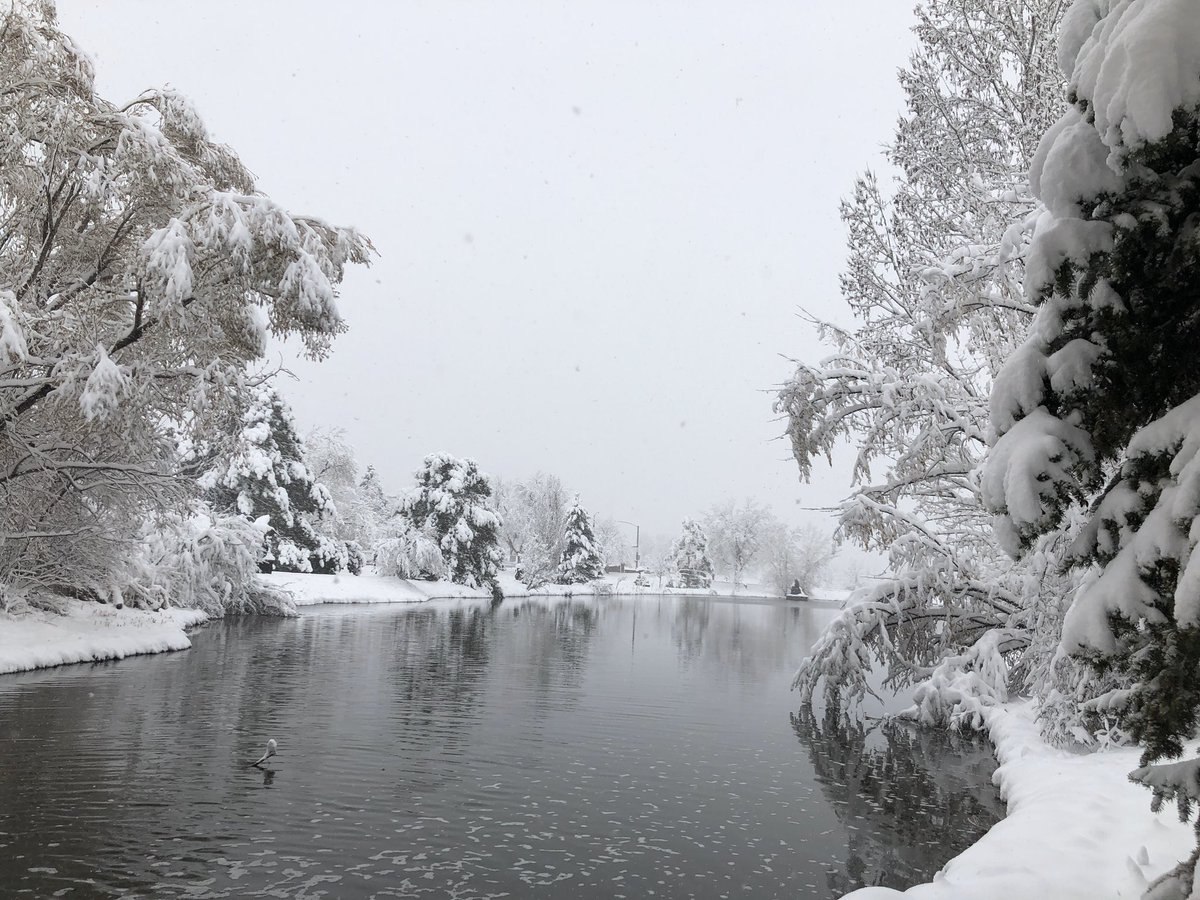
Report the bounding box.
[260,571,631,605]
[259,571,448,605]
[0,600,208,676]
[842,702,1197,900]
[258,570,830,605]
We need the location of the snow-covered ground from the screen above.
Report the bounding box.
[261,570,630,604]
[262,570,758,604]
[0,599,208,676]
[845,701,1197,900]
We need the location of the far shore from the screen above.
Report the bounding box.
[0,571,851,677]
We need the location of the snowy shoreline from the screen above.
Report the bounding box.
[844,702,1198,900]
[0,600,209,676]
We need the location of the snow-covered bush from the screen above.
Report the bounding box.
[374,518,445,580]
[515,535,557,589]
[124,510,296,617]
[344,540,365,576]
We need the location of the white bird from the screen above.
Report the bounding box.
[251,739,277,767]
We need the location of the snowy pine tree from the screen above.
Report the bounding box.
[203,386,344,574]
[984,1,1200,884]
[400,453,503,590]
[668,518,715,589]
[555,498,605,585]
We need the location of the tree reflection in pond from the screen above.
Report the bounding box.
[791,707,1006,895]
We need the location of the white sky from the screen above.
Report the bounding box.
[57,1,916,546]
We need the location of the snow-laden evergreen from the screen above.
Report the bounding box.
[398,453,503,591]
[667,518,715,589]
[983,0,1200,889]
[201,386,345,573]
[555,497,605,585]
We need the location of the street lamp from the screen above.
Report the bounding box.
[616,519,640,571]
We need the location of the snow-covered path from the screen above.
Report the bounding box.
[846,702,1197,900]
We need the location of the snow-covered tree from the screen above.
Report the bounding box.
[592,516,627,569]
[495,472,569,586]
[704,499,770,594]
[399,453,503,590]
[0,3,370,601]
[305,427,382,556]
[776,0,1079,733]
[203,386,344,573]
[983,2,1200,888]
[667,518,715,589]
[759,523,835,598]
[358,465,397,524]
[555,497,605,585]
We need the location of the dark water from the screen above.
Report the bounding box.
[0,595,1004,898]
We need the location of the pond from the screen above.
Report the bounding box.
[0,595,1004,898]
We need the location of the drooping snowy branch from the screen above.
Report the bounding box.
[0,2,371,599]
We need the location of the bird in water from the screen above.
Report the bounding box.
[251,739,277,767]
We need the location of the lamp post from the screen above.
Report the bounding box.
[616,519,640,571]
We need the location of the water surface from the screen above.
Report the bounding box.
[0,594,1004,898]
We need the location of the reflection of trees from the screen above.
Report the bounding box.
[504,599,598,696]
[388,605,494,740]
[670,597,831,680]
[791,707,1006,895]
[671,596,712,662]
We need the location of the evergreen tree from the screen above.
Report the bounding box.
[555,497,605,585]
[984,1,1200,888]
[668,518,715,589]
[400,453,503,589]
[204,385,344,574]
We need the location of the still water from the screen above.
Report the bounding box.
[0,595,1004,898]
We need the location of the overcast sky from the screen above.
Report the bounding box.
[57,1,916,546]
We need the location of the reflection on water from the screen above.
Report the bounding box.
[791,707,1007,895]
[0,595,1002,898]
